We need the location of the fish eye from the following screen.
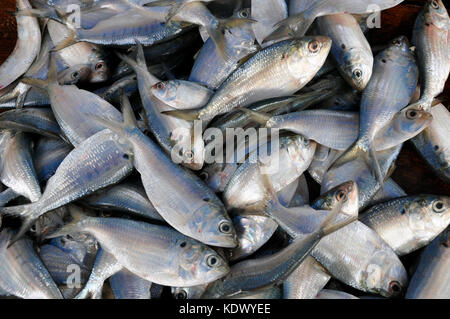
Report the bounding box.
[239,10,248,18]
[154,82,165,90]
[389,281,402,296]
[432,200,445,213]
[175,290,187,299]
[199,172,209,181]
[206,255,219,267]
[308,40,320,53]
[95,62,104,71]
[406,109,418,119]
[179,241,187,248]
[218,221,232,234]
[71,71,79,79]
[353,69,363,79]
[184,150,194,160]
[431,0,440,9]
[335,190,347,202]
[392,39,402,46]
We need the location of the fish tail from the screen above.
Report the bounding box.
[19,78,49,91]
[52,29,78,52]
[47,54,59,86]
[161,109,201,122]
[236,108,271,126]
[0,203,39,248]
[116,41,147,74]
[14,86,31,109]
[263,13,314,43]
[45,206,90,239]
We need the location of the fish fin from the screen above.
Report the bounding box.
[263,13,314,43]
[47,54,59,86]
[0,230,12,251]
[258,164,290,217]
[236,108,271,126]
[143,0,177,7]
[369,146,384,187]
[19,78,48,91]
[14,8,55,19]
[14,86,31,109]
[45,206,89,239]
[161,109,201,121]
[210,18,257,61]
[134,39,147,68]
[120,92,138,128]
[52,29,78,52]
[0,203,34,218]
[116,45,147,74]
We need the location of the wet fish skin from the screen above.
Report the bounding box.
[47,213,230,288]
[83,182,164,222]
[0,129,135,243]
[110,269,152,299]
[176,36,332,122]
[316,13,373,91]
[34,137,73,183]
[315,289,359,299]
[150,80,213,110]
[0,229,63,299]
[224,135,316,211]
[367,178,407,207]
[0,108,62,139]
[0,131,41,202]
[406,229,450,299]
[411,104,450,183]
[360,195,450,256]
[283,256,331,299]
[251,0,288,46]
[410,0,450,111]
[311,220,408,297]
[0,0,41,90]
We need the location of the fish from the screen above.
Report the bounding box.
[360,195,450,256]
[331,36,419,184]
[172,285,208,299]
[409,0,450,111]
[0,229,63,299]
[83,182,164,222]
[33,137,73,183]
[367,178,407,207]
[266,0,405,42]
[93,94,237,248]
[0,0,41,91]
[109,269,152,299]
[315,289,359,299]
[0,128,134,244]
[150,80,213,110]
[0,131,41,202]
[316,13,373,91]
[223,135,316,211]
[164,36,331,123]
[411,104,450,183]
[47,208,230,289]
[251,0,288,47]
[406,229,449,299]
[118,43,205,170]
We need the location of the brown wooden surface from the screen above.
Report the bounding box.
[0,0,448,196]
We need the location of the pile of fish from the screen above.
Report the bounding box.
[0,0,449,299]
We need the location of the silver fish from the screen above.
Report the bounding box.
[251,0,288,47]
[0,0,41,91]
[409,0,450,111]
[0,229,63,299]
[109,269,152,299]
[315,289,359,299]
[360,195,450,255]
[406,229,449,299]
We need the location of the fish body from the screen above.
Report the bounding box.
[110,269,152,299]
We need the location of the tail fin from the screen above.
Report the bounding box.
[45,206,90,239]
[263,13,314,43]
[161,108,201,121]
[236,108,271,126]
[116,41,156,80]
[209,18,257,61]
[52,29,77,52]
[332,139,384,186]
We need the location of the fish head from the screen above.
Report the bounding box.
[58,64,91,85]
[171,285,207,299]
[423,0,450,29]
[393,106,433,136]
[341,47,373,91]
[283,135,317,172]
[405,195,450,242]
[176,239,230,285]
[381,36,414,65]
[286,36,332,78]
[89,56,111,83]
[362,249,408,297]
[150,81,178,104]
[199,162,228,192]
[313,181,359,218]
[189,201,238,248]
